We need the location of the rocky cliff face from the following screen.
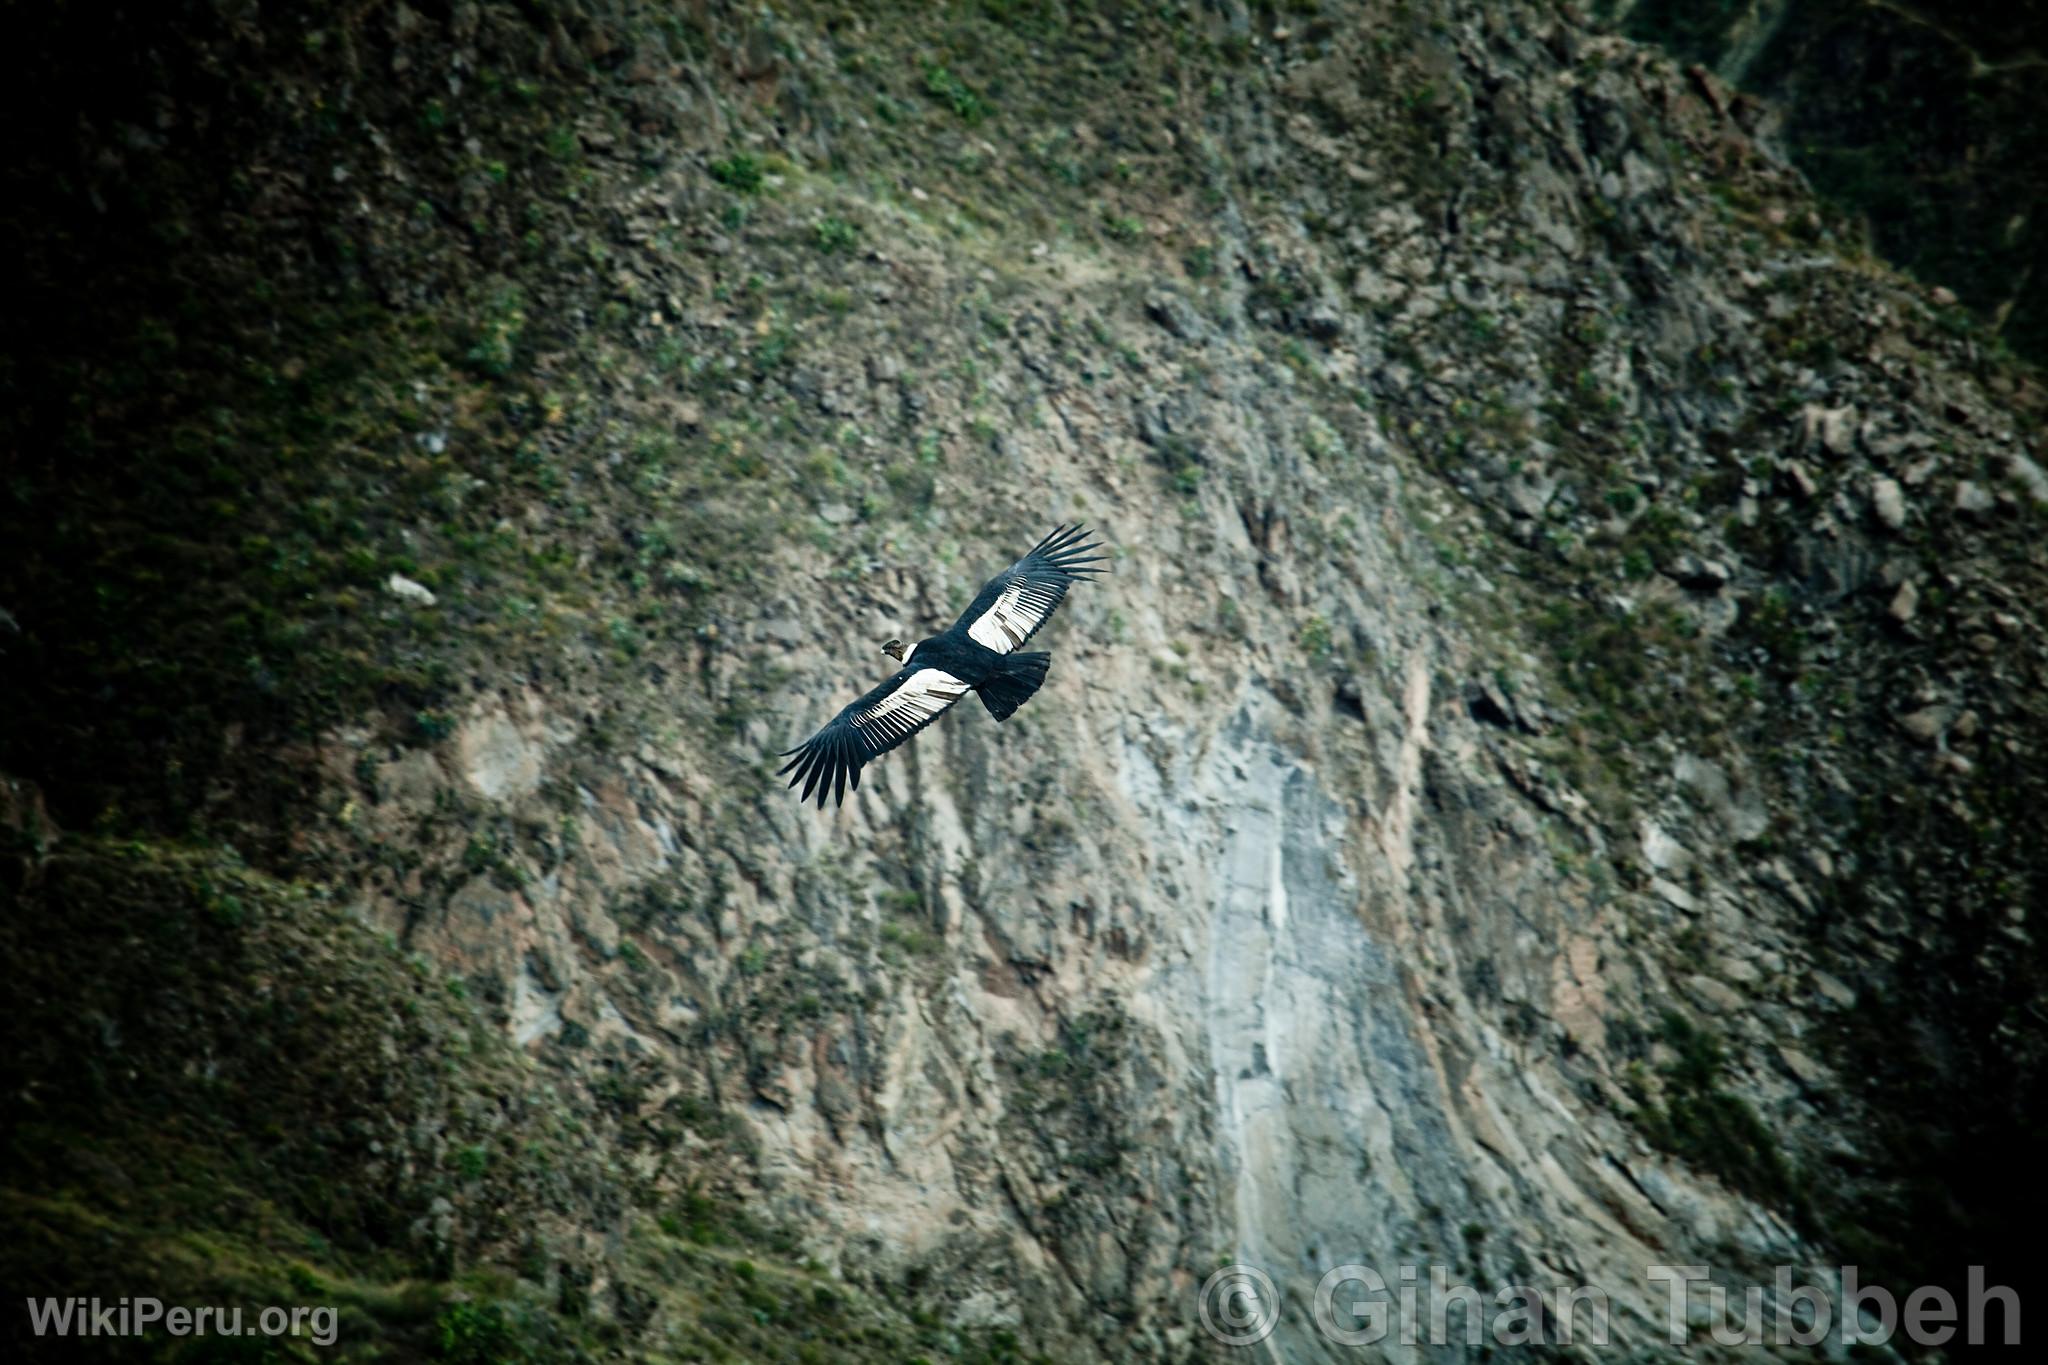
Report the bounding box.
[4,3,2044,1361]
[1611,0,2048,364]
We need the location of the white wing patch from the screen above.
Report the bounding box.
[856,668,969,744]
[967,581,1061,653]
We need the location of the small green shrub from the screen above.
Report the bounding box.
[709,153,764,192]
[920,62,988,122]
[1299,615,1335,659]
[435,1301,524,1364]
[1629,1011,1798,1209]
[814,216,858,252]
[1103,212,1143,242]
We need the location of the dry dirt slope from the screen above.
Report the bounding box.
[3,2,2045,1361]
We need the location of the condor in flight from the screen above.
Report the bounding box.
[778,524,1107,808]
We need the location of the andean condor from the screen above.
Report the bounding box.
[777,524,1108,808]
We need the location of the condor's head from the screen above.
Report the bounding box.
[880,638,907,662]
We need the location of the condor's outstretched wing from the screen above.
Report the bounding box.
[777,665,971,808]
[951,524,1107,654]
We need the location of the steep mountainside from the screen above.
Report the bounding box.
[1612,0,2048,363]
[4,2,2045,1361]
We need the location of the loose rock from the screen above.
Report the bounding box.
[385,573,438,606]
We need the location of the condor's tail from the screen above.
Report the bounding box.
[978,651,1049,721]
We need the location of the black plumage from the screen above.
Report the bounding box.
[777,524,1107,808]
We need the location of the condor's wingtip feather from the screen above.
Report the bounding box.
[1032,525,1109,574]
[1050,548,1107,571]
[1032,522,1093,553]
